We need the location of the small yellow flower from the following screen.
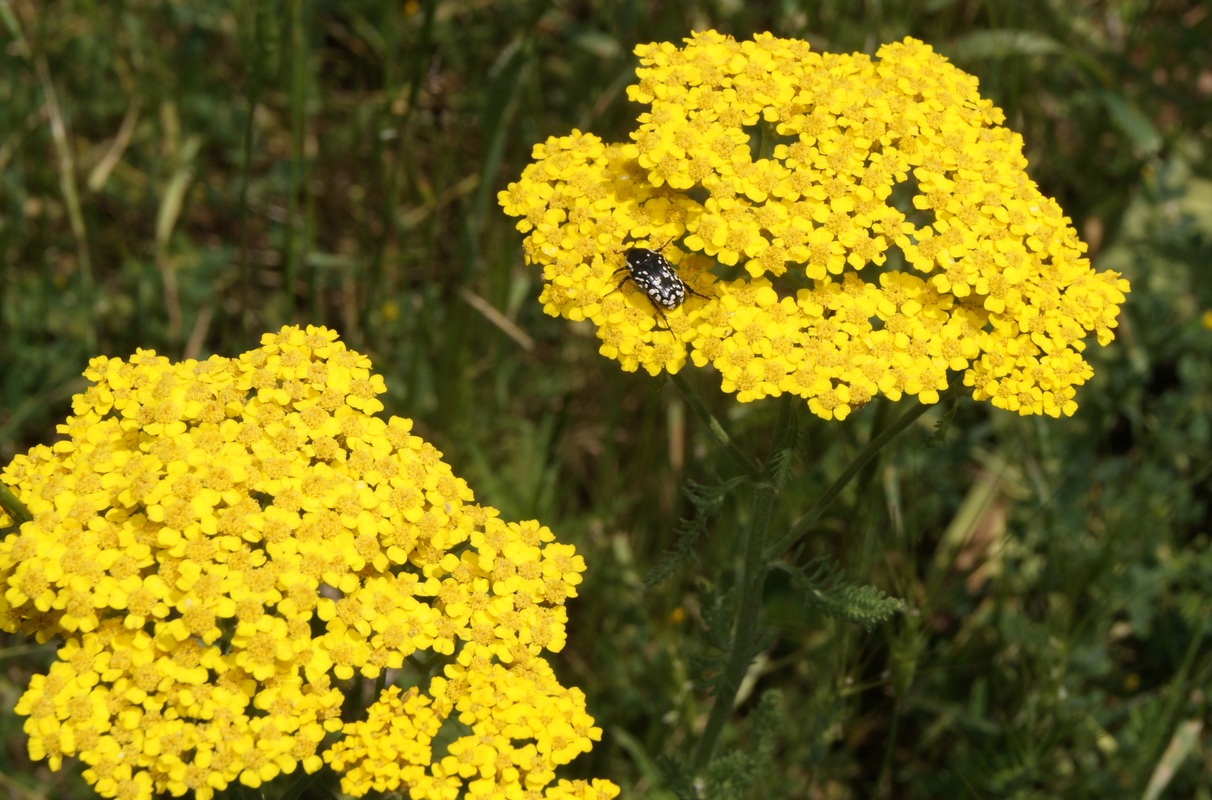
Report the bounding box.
[0,325,616,799]
[499,31,1129,419]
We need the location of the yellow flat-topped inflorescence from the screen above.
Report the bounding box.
[500,31,1129,420]
[0,325,618,800]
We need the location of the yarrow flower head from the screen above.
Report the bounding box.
[499,31,1129,420]
[0,325,618,800]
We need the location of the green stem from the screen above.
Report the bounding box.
[691,481,776,771]
[0,483,32,526]
[669,371,761,480]
[765,400,932,559]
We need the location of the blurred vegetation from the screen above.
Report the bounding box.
[2,0,1211,797]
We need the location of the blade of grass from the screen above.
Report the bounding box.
[155,134,201,340]
[1141,719,1203,800]
[34,53,93,349]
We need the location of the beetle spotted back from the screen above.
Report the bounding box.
[620,247,688,309]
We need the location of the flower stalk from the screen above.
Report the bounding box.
[692,480,776,771]
[766,397,935,558]
[670,371,761,480]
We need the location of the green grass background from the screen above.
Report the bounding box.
[2,1,1211,797]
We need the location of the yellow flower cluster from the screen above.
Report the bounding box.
[499,31,1129,420]
[0,326,617,800]
[328,662,615,799]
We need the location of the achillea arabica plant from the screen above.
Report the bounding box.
[0,325,618,800]
[499,31,1129,420]
[498,30,1134,789]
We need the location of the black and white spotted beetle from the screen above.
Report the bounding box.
[610,239,710,329]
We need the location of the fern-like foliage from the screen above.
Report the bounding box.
[659,690,787,800]
[779,555,904,629]
[657,755,699,800]
[703,690,787,799]
[925,389,959,447]
[687,583,732,695]
[696,584,734,653]
[767,398,799,490]
[645,476,748,589]
[768,445,796,492]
